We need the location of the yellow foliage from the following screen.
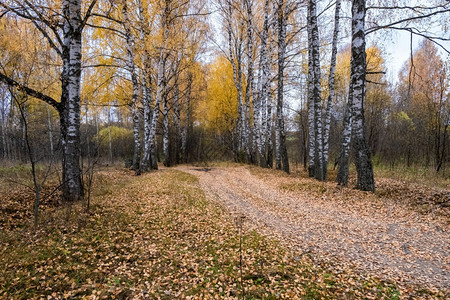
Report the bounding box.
[199,56,238,134]
[95,126,133,148]
[335,44,390,107]
[0,17,61,101]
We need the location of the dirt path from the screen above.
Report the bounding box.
[177,166,450,291]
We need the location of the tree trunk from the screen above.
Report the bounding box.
[1,113,7,160]
[149,2,170,170]
[267,100,274,168]
[108,108,113,163]
[308,0,324,181]
[276,0,289,173]
[226,1,246,157]
[307,0,315,177]
[322,0,341,179]
[173,81,182,164]
[138,0,153,172]
[149,52,165,170]
[337,91,352,186]
[350,0,374,191]
[60,0,84,201]
[256,0,270,168]
[123,0,141,171]
[163,91,170,167]
[140,60,153,171]
[47,105,54,157]
[245,0,256,164]
[182,72,193,163]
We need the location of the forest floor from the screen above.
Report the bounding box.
[0,164,449,299]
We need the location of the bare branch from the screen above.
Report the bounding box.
[0,72,61,111]
[366,9,450,35]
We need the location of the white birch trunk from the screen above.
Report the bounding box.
[310,0,324,181]
[267,99,274,168]
[275,0,289,173]
[162,91,169,167]
[60,0,83,200]
[148,2,170,170]
[350,0,374,191]
[322,0,341,179]
[138,0,153,172]
[245,0,256,163]
[307,0,315,177]
[256,0,270,168]
[149,52,165,170]
[337,92,352,186]
[123,0,141,171]
[226,1,246,156]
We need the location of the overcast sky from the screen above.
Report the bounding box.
[383,30,450,83]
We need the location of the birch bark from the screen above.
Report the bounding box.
[245,0,256,164]
[59,0,84,200]
[226,0,246,157]
[148,1,170,170]
[162,90,170,167]
[256,0,270,168]
[322,0,341,179]
[123,0,141,171]
[337,88,352,186]
[139,0,154,172]
[307,0,315,177]
[310,0,324,181]
[275,0,289,173]
[350,0,375,191]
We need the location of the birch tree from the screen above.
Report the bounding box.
[122,0,141,171]
[349,0,375,191]
[322,0,341,179]
[244,0,257,164]
[337,86,353,186]
[307,0,324,180]
[0,0,98,201]
[275,0,290,173]
[255,0,270,168]
[139,0,155,172]
[224,0,248,160]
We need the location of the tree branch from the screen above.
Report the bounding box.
[81,0,98,30]
[0,72,61,111]
[366,9,450,35]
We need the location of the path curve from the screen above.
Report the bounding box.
[177,166,450,291]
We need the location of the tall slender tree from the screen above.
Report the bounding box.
[0,0,98,201]
[322,0,342,179]
[122,0,141,171]
[350,0,375,191]
[275,0,290,173]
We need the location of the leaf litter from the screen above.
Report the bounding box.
[0,166,448,299]
[179,165,449,297]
